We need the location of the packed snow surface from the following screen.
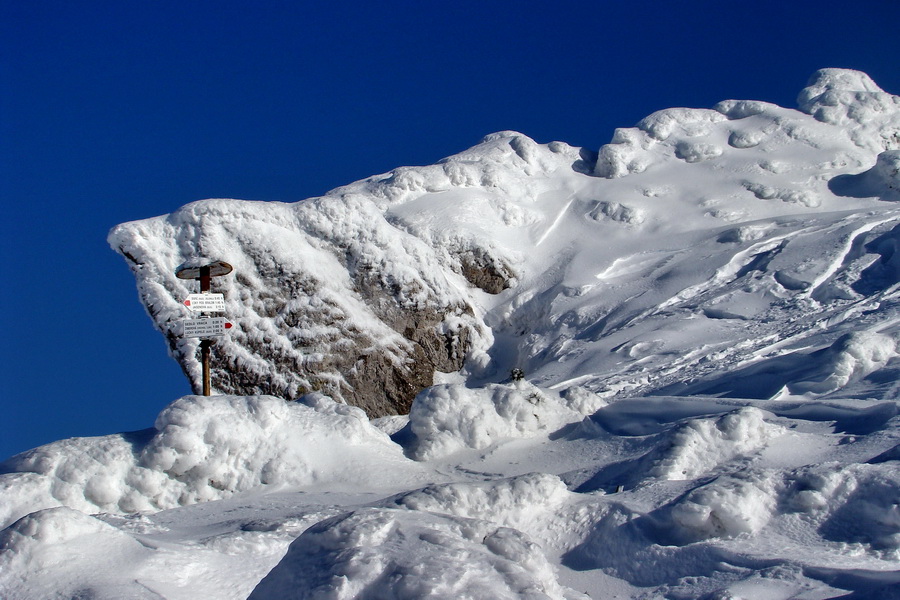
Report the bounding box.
[4,69,900,599]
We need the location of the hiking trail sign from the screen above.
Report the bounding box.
[183,293,226,313]
[182,317,232,338]
[175,260,234,396]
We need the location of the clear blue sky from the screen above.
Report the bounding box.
[2,0,898,460]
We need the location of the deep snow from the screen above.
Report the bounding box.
[3,68,900,599]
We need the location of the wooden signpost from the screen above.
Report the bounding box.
[175,261,233,396]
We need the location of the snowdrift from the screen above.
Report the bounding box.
[0,394,419,526]
[3,390,898,598]
[4,68,900,599]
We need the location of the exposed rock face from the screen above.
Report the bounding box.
[458,248,515,294]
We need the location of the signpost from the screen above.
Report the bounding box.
[183,317,232,338]
[183,293,226,313]
[175,261,234,396]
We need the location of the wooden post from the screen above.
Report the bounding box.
[200,339,212,396]
[199,265,212,396]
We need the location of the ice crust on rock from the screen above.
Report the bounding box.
[4,69,900,600]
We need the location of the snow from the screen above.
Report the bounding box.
[0,394,424,526]
[249,507,587,600]
[4,68,900,599]
[404,381,595,460]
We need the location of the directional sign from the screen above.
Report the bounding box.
[182,317,232,338]
[183,293,226,313]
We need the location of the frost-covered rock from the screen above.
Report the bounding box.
[109,198,484,417]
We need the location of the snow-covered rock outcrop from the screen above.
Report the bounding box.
[110,68,900,417]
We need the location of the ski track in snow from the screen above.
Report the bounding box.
[536,197,574,247]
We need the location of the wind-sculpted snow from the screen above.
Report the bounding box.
[0,394,420,527]
[404,381,603,460]
[248,508,588,600]
[3,391,900,597]
[5,69,900,599]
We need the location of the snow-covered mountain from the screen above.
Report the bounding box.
[2,68,900,599]
[107,69,900,415]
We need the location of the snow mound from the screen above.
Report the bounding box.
[790,331,900,396]
[404,382,585,460]
[831,149,900,201]
[651,407,781,480]
[393,472,570,530]
[668,469,778,541]
[798,68,900,152]
[788,462,900,555]
[0,394,411,528]
[248,508,587,600]
[574,405,782,491]
[0,507,154,600]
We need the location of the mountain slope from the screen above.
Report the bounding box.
[109,68,900,415]
[2,68,900,599]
